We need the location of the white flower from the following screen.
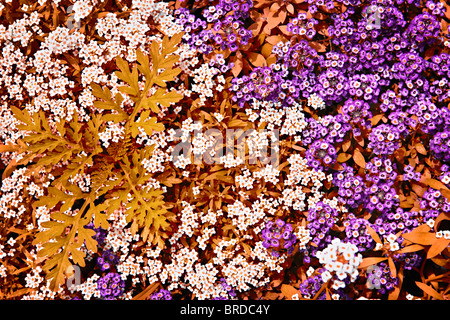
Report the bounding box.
[321,270,332,282]
[426,219,435,228]
[306,267,315,277]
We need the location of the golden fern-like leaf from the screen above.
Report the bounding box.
[109,147,174,247]
[32,184,108,290]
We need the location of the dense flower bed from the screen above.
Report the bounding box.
[0,0,449,300]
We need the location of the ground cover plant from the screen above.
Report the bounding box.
[0,0,449,300]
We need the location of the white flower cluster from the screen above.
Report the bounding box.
[436,230,450,239]
[308,93,326,110]
[315,238,362,286]
[294,226,312,250]
[24,266,44,289]
[73,274,101,300]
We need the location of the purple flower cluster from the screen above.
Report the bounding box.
[420,188,450,215]
[97,250,119,272]
[286,13,318,39]
[405,12,441,45]
[368,262,399,295]
[374,208,419,237]
[365,157,397,184]
[340,99,372,137]
[97,273,125,300]
[305,138,337,171]
[150,289,172,300]
[430,130,450,162]
[333,164,366,209]
[298,273,325,300]
[307,201,339,250]
[366,181,398,212]
[174,0,252,54]
[343,215,375,251]
[368,124,401,155]
[261,219,297,257]
[403,165,421,182]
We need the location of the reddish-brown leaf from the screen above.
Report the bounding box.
[388,257,397,278]
[415,143,427,155]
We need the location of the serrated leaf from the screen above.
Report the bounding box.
[154,67,181,87]
[146,88,183,110]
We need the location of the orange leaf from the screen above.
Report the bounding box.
[388,257,397,278]
[366,225,381,244]
[309,41,326,53]
[415,282,444,300]
[280,284,299,300]
[424,178,449,191]
[397,244,425,254]
[231,57,243,77]
[265,35,286,45]
[132,282,159,300]
[353,149,366,168]
[411,182,427,197]
[359,257,387,269]
[261,43,274,58]
[440,189,450,203]
[336,153,351,163]
[427,238,450,259]
[247,52,267,67]
[370,114,384,126]
[342,139,351,152]
[415,143,427,155]
[0,143,19,153]
[402,231,436,245]
[388,267,403,300]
